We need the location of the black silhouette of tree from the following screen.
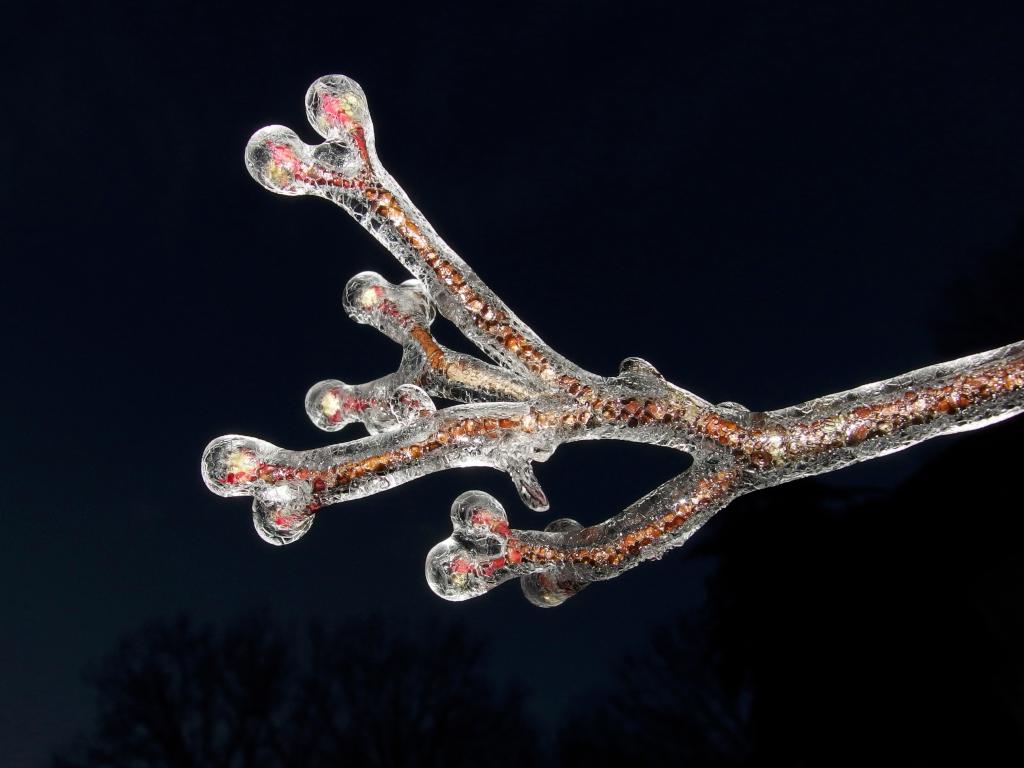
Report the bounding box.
[557,607,753,766]
[559,409,1024,766]
[53,616,537,768]
[52,617,289,768]
[283,619,537,767]
[701,418,1024,765]
[52,218,1024,767]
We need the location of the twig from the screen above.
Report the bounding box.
[202,76,1024,605]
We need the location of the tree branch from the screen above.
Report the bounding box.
[202,75,1024,605]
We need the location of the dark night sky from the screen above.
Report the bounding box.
[5,1,1024,765]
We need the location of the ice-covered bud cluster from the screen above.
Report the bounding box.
[201,435,316,546]
[305,380,435,435]
[203,74,1024,605]
[426,491,517,601]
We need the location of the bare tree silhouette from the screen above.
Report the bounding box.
[557,608,752,766]
[557,411,1024,767]
[283,619,537,767]
[52,617,289,768]
[53,617,537,768]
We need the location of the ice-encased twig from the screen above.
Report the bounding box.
[202,75,1024,605]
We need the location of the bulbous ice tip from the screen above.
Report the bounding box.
[305,379,358,432]
[305,75,372,143]
[252,487,315,546]
[426,490,515,601]
[521,571,585,608]
[244,125,310,196]
[425,539,490,601]
[342,272,437,329]
[343,271,389,323]
[450,490,509,545]
[520,518,588,608]
[201,435,275,497]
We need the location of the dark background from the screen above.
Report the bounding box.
[5,1,1024,765]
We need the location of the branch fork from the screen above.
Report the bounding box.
[202,75,1024,605]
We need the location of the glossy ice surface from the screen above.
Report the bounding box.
[202,75,1024,605]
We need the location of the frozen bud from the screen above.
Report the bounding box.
[305,74,374,147]
[252,484,315,546]
[305,379,363,432]
[306,380,434,436]
[310,140,364,177]
[343,271,390,323]
[386,384,436,425]
[201,435,276,497]
[426,491,514,601]
[618,356,664,380]
[520,518,589,608]
[425,538,491,601]
[450,490,509,549]
[342,272,434,329]
[244,125,313,196]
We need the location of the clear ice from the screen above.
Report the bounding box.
[202,75,1024,605]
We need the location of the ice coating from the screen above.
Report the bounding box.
[520,518,589,608]
[426,491,515,601]
[252,484,316,546]
[204,74,1024,605]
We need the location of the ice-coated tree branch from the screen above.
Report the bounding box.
[202,75,1024,606]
